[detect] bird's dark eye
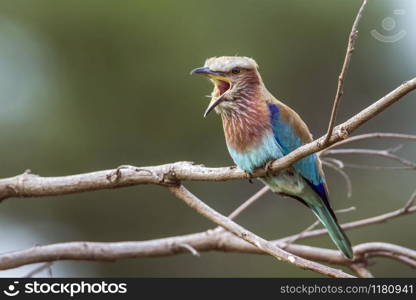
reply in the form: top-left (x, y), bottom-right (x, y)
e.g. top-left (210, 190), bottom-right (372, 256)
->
top-left (231, 67), bottom-right (240, 74)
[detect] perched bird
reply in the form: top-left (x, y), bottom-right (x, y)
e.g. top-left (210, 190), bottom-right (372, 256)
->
top-left (191, 56), bottom-right (353, 259)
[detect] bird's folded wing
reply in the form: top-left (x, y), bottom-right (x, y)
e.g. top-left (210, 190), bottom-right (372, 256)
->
top-left (267, 102), bottom-right (329, 201)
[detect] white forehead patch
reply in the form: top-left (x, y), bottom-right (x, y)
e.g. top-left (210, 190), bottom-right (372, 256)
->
top-left (204, 56), bottom-right (258, 72)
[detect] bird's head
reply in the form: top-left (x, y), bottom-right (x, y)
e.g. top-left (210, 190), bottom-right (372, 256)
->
top-left (191, 56), bottom-right (262, 117)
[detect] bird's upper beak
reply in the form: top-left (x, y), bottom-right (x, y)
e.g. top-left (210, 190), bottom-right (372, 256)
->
top-left (190, 67), bottom-right (222, 77)
top-left (191, 67), bottom-right (231, 117)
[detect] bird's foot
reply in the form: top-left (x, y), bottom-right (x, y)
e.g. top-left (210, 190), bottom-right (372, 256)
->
top-left (245, 171), bottom-right (254, 184)
top-left (264, 160), bottom-right (274, 177)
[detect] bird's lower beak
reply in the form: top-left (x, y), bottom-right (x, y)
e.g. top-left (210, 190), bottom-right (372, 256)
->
top-left (203, 96), bottom-right (225, 118)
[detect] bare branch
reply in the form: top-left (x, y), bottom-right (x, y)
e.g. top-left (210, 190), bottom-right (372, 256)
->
top-left (336, 206), bottom-right (357, 214)
top-left (373, 253), bottom-right (416, 269)
top-left (282, 206), bottom-right (356, 248)
top-left (322, 159), bottom-right (353, 198)
top-left (324, 0), bottom-right (368, 144)
top-left (0, 76), bottom-right (415, 202)
top-left (25, 262), bottom-right (53, 278)
top-left (0, 195), bottom-right (413, 274)
top-left (403, 190), bottom-right (416, 211)
top-left (228, 186), bottom-right (270, 220)
top-left (339, 164), bottom-right (413, 171)
top-left (279, 191), bottom-right (416, 243)
top-left (324, 148), bottom-right (416, 169)
top-left (354, 243), bottom-right (416, 265)
top-left (168, 184), bottom-right (353, 277)
top-left (328, 132), bottom-right (416, 150)
top-left (5, 187), bottom-right (412, 277)
top-left (281, 220), bottom-right (320, 249)
top-left (177, 243), bottom-right (200, 257)
top-left (349, 263), bottom-right (374, 278)
top-left (322, 157), bottom-right (345, 168)
top-left (1, 235), bottom-right (414, 274)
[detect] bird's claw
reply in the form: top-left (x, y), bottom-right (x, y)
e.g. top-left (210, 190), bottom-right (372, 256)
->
top-left (245, 171), bottom-right (254, 184)
top-left (264, 161), bottom-right (274, 177)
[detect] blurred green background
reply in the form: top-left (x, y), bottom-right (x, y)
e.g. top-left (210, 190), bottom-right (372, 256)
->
top-left (0, 0), bottom-right (415, 277)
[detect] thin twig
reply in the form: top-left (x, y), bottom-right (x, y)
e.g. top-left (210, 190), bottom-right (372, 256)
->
top-left (341, 164), bottom-right (413, 170)
top-left (349, 263), bottom-right (374, 278)
top-left (228, 186), bottom-right (270, 220)
top-left (383, 254), bottom-right (416, 268)
top-left (327, 132), bottom-right (416, 150)
top-left (337, 206), bottom-right (357, 214)
top-left (325, 148), bottom-right (416, 169)
top-left (322, 159), bottom-right (353, 198)
top-left (177, 243), bottom-right (200, 257)
top-left (278, 206), bottom-right (416, 243)
top-left (354, 242), bottom-right (416, 262)
top-left (282, 206), bottom-right (356, 247)
top-left (279, 190), bottom-right (416, 243)
top-left (324, 0), bottom-right (368, 144)
top-left (281, 221), bottom-right (320, 249)
top-left (403, 190), bottom-right (416, 211)
top-left (25, 262), bottom-right (53, 278)
top-left (322, 157), bottom-right (345, 168)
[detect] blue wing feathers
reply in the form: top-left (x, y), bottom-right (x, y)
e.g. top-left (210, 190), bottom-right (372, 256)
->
top-left (268, 104), bottom-right (327, 200)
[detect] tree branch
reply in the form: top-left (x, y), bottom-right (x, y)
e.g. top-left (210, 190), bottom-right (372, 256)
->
top-left (349, 263), bottom-right (374, 278)
top-left (1, 199), bottom-right (414, 275)
top-left (324, 132), bottom-right (416, 150)
top-left (1, 232), bottom-right (414, 275)
top-left (324, 0), bottom-right (368, 144)
top-left (278, 205), bottom-right (416, 244)
top-left (322, 159), bottom-right (353, 197)
top-left (0, 76), bottom-right (415, 202)
top-left (324, 148), bottom-right (416, 169)
top-left (227, 186), bottom-right (270, 220)
top-left (168, 184), bottom-right (353, 278)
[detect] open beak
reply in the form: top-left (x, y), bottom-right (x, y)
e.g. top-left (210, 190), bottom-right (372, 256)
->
top-left (191, 67), bottom-right (231, 117)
